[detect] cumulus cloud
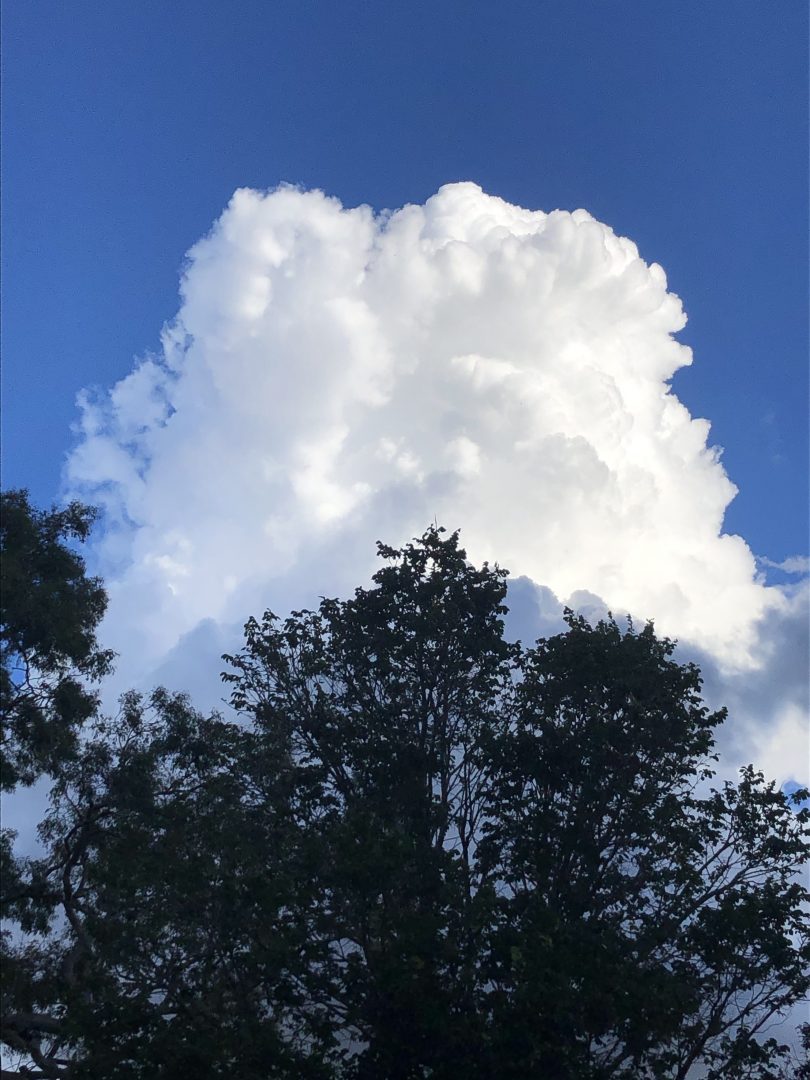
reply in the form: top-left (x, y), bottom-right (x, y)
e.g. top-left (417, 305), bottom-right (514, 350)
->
top-left (66, 182), bottom-right (807, 781)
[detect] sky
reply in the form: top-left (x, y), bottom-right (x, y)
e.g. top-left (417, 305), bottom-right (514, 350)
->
top-left (2, 2), bottom-right (808, 789)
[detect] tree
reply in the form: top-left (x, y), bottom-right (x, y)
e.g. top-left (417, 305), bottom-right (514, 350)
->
top-left (1, 490), bottom-right (113, 791)
top-left (2, 526), bottom-right (807, 1078)
top-left (479, 615), bottom-right (810, 1078)
top-left (2, 690), bottom-right (337, 1079)
top-left (1, 490), bottom-right (114, 1079)
top-left (223, 528), bottom-right (810, 1079)
top-left (224, 527), bottom-right (518, 1077)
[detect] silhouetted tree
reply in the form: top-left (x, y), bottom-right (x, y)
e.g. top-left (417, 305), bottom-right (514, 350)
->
top-left (2, 525), bottom-right (807, 1078)
top-left (1, 490), bottom-right (113, 791)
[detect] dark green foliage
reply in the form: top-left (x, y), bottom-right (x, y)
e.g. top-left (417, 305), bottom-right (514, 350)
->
top-left (2, 525), bottom-right (808, 1078)
top-left (2, 689), bottom-right (340, 1078)
top-left (1, 489), bottom-right (113, 791)
top-left (480, 616), bottom-right (810, 1078)
top-left (224, 528), bottom-right (519, 1077)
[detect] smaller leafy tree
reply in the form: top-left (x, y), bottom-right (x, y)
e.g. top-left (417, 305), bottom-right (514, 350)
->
top-left (1, 490), bottom-right (114, 1077)
top-left (480, 615), bottom-right (810, 1078)
top-left (1, 490), bottom-right (113, 791)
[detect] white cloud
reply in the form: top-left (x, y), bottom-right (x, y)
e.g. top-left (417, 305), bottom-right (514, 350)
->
top-left (760, 554), bottom-right (810, 575)
top-left (65, 182), bottom-right (807, 781)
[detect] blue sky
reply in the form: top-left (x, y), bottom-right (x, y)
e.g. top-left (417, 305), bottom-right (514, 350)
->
top-left (2, 0), bottom-right (807, 566)
top-left (3, 15), bottom-right (808, 1061)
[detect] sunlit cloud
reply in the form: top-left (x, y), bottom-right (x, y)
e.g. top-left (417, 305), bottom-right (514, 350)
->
top-left (66, 183), bottom-right (808, 782)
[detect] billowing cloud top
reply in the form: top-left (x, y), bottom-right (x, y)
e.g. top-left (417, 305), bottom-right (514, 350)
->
top-left (66, 183), bottom-right (807, 779)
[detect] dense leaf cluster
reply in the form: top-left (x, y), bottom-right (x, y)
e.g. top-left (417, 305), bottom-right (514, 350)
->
top-left (1, 502), bottom-right (808, 1078)
top-left (1, 490), bottom-right (113, 791)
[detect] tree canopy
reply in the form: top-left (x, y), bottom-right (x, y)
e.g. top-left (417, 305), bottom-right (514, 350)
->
top-left (1, 512), bottom-right (808, 1078)
top-left (1, 490), bottom-right (113, 791)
